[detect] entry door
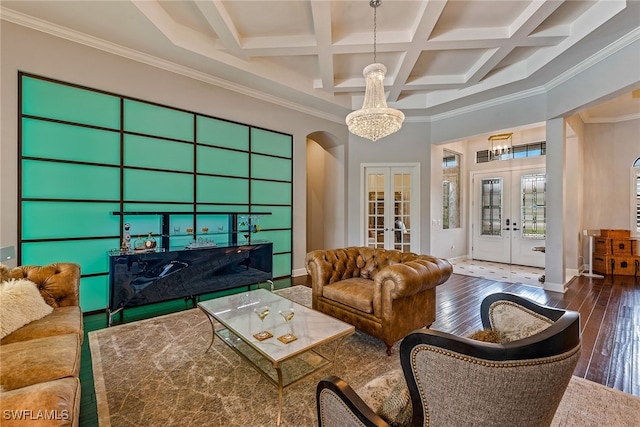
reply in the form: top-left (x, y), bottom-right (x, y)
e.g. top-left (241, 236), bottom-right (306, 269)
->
top-left (363, 165), bottom-right (419, 252)
top-left (472, 168), bottom-right (546, 267)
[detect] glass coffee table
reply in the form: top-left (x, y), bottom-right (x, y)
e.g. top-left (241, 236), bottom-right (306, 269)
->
top-left (197, 288), bottom-right (354, 426)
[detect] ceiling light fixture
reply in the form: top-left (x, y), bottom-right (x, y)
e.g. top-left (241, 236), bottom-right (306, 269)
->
top-left (346, 0), bottom-right (404, 142)
top-left (488, 133), bottom-right (513, 160)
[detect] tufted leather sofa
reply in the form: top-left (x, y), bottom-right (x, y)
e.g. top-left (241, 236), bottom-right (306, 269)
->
top-left (305, 247), bottom-right (452, 355)
top-left (0, 263), bottom-right (83, 426)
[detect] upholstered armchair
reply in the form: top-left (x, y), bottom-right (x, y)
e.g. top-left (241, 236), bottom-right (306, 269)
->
top-left (316, 292), bottom-right (581, 427)
top-left (305, 247), bottom-right (452, 355)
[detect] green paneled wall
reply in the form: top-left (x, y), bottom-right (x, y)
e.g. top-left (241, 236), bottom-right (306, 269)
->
top-left (197, 116), bottom-right (249, 150)
top-left (22, 160), bottom-right (120, 200)
top-left (22, 77), bottom-right (120, 128)
top-left (124, 135), bottom-right (194, 172)
top-left (197, 146), bottom-right (249, 177)
top-left (22, 202), bottom-right (120, 239)
top-left (20, 74), bottom-right (293, 313)
top-left (124, 99), bottom-right (194, 141)
top-left (22, 118), bottom-right (120, 164)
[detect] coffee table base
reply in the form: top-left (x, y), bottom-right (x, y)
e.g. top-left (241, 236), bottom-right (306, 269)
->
top-left (209, 326), bottom-right (350, 426)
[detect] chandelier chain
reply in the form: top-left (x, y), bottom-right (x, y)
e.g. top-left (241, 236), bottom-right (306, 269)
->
top-left (373, 2), bottom-right (377, 63)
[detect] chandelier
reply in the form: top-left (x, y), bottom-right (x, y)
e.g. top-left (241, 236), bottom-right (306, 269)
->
top-left (488, 133), bottom-right (513, 160)
top-left (346, 0), bottom-right (404, 142)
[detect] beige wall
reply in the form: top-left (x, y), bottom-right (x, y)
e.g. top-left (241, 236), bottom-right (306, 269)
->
top-left (583, 119), bottom-right (640, 232)
top-left (0, 22), bottom-right (347, 273)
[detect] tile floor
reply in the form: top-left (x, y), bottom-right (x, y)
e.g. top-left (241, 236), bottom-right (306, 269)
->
top-left (450, 258), bottom-right (545, 288)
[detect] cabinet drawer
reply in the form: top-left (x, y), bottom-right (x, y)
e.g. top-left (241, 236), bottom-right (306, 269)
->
top-left (611, 239), bottom-right (635, 256)
top-left (592, 254), bottom-right (611, 275)
top-left (594, 238), bottom-right (611, 254)
top-left (610, 256), bottom-right (640, 276)
top-left (600, 229), bottom-right (631, 238)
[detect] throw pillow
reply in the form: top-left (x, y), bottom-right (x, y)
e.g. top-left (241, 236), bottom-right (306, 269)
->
top-left (468, 328), bottom-right (505, 343)
top-left (376, 374), bottom-right (412, 427)
top-left (0, 279), bottom-right (53, 339)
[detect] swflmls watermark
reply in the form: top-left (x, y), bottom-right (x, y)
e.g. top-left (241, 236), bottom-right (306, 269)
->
top-left (3, 409), bottom-right (70, 421)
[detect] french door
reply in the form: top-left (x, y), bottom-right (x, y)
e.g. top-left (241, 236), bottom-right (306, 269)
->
top-left (472, 168), bottom-right (546, 267)
top-left (363, 165), bottom-right (419, 252)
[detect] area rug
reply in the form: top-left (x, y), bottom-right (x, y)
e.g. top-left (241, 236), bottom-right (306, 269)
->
top-left (89, 285), bottom-right (640, 426)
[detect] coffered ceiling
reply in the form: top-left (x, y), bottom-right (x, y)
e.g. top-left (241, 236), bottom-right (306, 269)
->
top-left (2, 0), bottom-right (639, 123)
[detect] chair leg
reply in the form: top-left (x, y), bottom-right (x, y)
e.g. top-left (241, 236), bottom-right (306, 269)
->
top-left (386, 343), bottom-right (393, 356)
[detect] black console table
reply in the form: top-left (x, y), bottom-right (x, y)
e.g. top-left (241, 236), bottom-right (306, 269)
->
top-left (107, 242), bottom-right (273, 326)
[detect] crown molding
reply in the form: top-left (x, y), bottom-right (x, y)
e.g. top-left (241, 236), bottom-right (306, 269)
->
top-left (579, 112), bottom-right (640, 124)
top-left (545, 27), bottom-right (640, 92)
top-left (0, 7), bottom-right (345, 125)
top-left (430, 86), bottom-right (547, 122)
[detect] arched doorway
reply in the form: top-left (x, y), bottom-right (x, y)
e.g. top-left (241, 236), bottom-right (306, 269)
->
top-left (306, 131), bottom-right (346, 253)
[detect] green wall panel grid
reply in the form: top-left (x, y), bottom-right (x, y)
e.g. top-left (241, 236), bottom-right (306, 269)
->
top-left (124, 135), bottom-right (194, 172)
top-left (21, 238), bottom-right (119, 275)
top-left (197, 116), bottom-right (249, 150)
top-left (80, 276), bottom-right (108, 312)
top-left (197, 145), bottom-right (249, 177)
top-left (124, 100), bottom-right (194, 141)
top-left (251, 154), bottom-right (292, 181)
top-left (20, 74), bottom-right (293, 312)
top-left (273, 253), bottom-right (292, 278)
top-left (22, 160), bottom-right (120, 200)
top-left (251, 128), bottom-right (292, 158)
top-left (123, 203), bottom-right (194, 212)
top-left (22, 77), bottom-right (120, 129)
top-left (124, 169), bottom-right (194, 203)
top-left (251, 180), bottom-right (292, 205)
top-left (256, 230), bottom-right (292, 253)
top-left (196, 175), bottom-right (249, 204)
top-left (22, 202), bottom-right (120, 240)
top-left (22, 118), bottom-right (120, 165)
top-left (196, 205), bottom-right (249, 213)
top-left (250, 206), bottom-right (292, 229)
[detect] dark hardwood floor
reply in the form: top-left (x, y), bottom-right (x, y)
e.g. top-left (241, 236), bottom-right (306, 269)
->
top-left (78, 272), bottom-right (639, 425)
top-left (431, 273), bottom-right (640, 397)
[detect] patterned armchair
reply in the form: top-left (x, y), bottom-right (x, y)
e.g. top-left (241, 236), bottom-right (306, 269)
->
top-left (317, 292), bottom-right (581, 427)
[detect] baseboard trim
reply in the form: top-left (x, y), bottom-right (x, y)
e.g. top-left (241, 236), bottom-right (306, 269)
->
top-left (291, 267), bottom-right (307, 277)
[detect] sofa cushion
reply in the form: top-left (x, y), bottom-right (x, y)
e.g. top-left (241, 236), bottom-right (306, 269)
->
top-left (0, 377), bottom-right (80, 426)
top-left (322, 278), bottom-right (375, 313)
top-left (0, 334), bottom-right (81, 391)
top-left (1, 306), bottom-right (83, 345)
top-left (1, 279), bottom-right (54, 339)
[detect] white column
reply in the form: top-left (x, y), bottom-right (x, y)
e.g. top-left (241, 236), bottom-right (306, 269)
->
top-left (545, 118), bottom-right (566, 292)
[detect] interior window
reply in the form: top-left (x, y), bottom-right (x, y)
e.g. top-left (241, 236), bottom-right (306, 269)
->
top-left (442, 150), bottom-right (461, 229)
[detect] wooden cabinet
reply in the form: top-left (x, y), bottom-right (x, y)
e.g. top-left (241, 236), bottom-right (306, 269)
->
top-left (592, 229), bottom-right (639, 276)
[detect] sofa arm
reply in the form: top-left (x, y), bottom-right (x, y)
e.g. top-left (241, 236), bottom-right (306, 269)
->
top-left (375, 257), bottom-right (452, 300)
top-left (10, 263), bottom-right (81, 308)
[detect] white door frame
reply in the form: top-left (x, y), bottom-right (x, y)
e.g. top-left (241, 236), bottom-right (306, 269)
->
top-left (360, 163), bottom-right (421, 252)
top-left (470, 163), bottom-right (545, 267)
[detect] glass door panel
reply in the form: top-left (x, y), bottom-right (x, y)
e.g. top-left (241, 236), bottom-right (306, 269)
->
top-left (364, 165), bottom-right (419, 252)
top-left (393, 172), bottom-right (411, 252)
top-left (481, 178), bottom-right (502, 236)
top-left (366, 173), bottom-right (386, 249)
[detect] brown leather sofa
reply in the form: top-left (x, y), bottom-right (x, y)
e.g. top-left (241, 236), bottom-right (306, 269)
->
top-left (0, 263), bottom-right (83, 427)
top-left (305, 247), bottom-right (452, 355)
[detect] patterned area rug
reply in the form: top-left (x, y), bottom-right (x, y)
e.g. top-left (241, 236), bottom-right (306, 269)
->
top-left (89, 285), bottom-right (640, 426)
